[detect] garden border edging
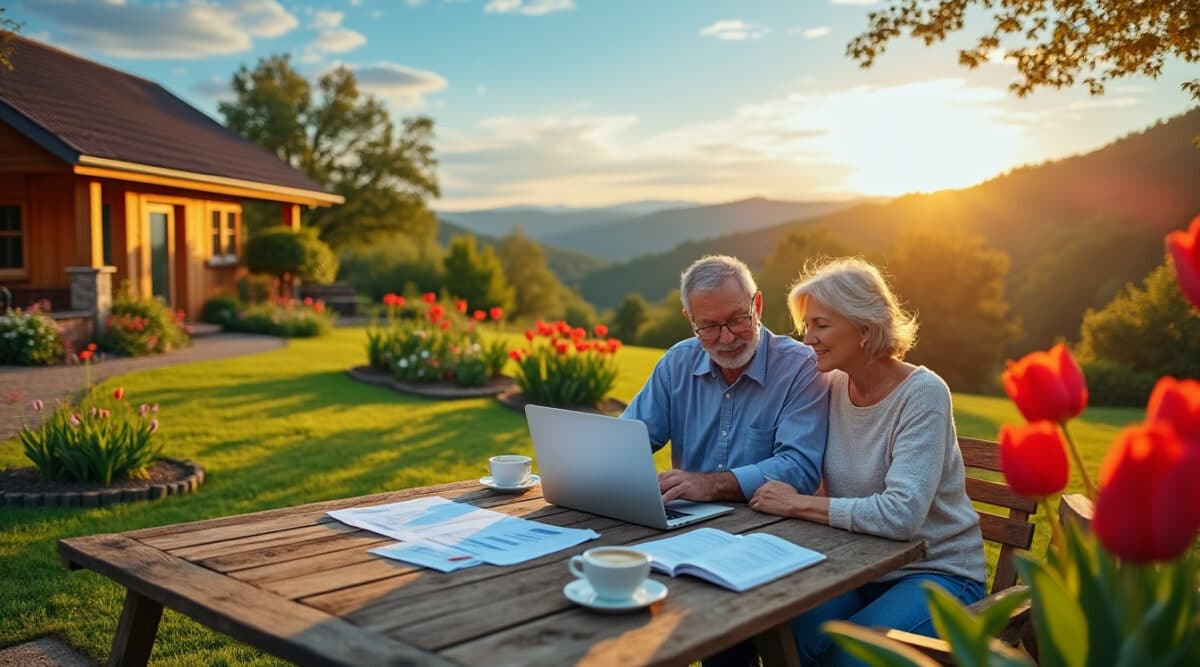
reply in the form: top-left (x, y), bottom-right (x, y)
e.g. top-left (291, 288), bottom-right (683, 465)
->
top-left (0, 458), bottom-right (205, 508)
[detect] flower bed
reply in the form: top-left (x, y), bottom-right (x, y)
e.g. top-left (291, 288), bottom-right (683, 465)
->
top-left (0, 458), bottom-right (205, 507)
top-left (500, 320), bottom-right (625, 414)
top-left (0, 301), bottom-right (66, 365)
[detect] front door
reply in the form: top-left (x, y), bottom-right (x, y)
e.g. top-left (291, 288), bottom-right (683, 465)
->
top-left (146, 204), bottom-right (173, 304)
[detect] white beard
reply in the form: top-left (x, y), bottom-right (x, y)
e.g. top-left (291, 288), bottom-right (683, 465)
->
top-left (705, 326), bottom-right (761, 371)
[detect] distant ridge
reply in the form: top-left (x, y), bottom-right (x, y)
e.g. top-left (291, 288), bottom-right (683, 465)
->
top-left (541, 197), bottom-right (862, 260)
top-left (578, 107), bottom-right (1200, 349)
top-left (436, 200), bottom-right (696, 240)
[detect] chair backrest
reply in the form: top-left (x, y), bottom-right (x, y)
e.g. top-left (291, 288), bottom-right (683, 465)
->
top-left (958, 436), bottom-right (1037, 594)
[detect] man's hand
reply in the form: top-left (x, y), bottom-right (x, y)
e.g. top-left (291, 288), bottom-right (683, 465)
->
top-left (748, 480), bottom-right (802, 516)
top-left (659, 469), bottom-right (736, 503)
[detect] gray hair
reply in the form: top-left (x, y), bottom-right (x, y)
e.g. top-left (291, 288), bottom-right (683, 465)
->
top-left (788, 257), bottom-right (917, 360)
top-left (679, 255), bottom-right (758, 314)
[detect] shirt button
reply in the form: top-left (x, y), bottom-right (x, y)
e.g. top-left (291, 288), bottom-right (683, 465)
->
top-left (725, 393), bottom-right (732, 399)
top-left (721, 430), bottom-right (727, 436)
top-left (717, 464), bottom-right (725, 469)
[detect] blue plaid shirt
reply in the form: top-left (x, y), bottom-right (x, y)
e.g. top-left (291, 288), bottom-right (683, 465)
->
top-left (623, 326), bottom-right (830, 499)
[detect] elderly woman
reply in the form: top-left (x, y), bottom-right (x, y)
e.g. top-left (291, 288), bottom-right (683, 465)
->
top-left (749, 257), bottom-right (986, 667)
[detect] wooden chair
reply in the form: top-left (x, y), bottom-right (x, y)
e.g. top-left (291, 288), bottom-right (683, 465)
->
top-left (882, 436), bottom-right (1040, 663)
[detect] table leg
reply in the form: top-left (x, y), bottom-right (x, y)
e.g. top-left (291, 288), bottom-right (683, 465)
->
top-left (756, 621), bottom-right (801, 667)
top-left (108, 589), bottom-right (163, 667)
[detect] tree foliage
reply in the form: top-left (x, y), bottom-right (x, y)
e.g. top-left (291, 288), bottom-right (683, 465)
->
top-left (1077, 263), bottom-right (1200, 380)
top-left (0, 8), bottom-right (19, 73)
top-left (849, 1), bottom-right (1200, 107)
top-left (442, 236), bottom-right (513, 313)
top-left (220, 55), bottom-right (439, 250)
top-left (637, 290), bottom-right (697, 349)
top-left (884, 228), bottom-right (1019, 392)
top-left (497, 228), bottom-right (564, 320)
top-left (758, 228), bottom-right (851, 336)
top-left (339, 233), bottom-right (444, 301)
top-left (609, 293), bottom-right (650, 345)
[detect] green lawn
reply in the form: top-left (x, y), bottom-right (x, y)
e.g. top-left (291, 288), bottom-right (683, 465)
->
top-left (0, 327), bottom-right (1143, 665)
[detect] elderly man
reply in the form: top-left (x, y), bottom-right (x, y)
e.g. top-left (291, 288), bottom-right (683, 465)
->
top-left (623, 254), bottom-right (830, 504)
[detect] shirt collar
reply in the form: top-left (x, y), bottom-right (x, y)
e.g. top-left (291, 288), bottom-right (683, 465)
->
top-left (691, 325), bottom-right (771, 386)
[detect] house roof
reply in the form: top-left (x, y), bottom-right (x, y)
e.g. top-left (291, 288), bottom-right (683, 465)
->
top-left (0, 34), bottom-right (340, 205)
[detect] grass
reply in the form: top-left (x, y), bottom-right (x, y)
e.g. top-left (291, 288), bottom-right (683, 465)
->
top-left (0, 326), bottom-right (1143, 665)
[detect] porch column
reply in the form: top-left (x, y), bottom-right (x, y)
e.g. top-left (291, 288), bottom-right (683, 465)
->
top-left (281, 203), bottom-right (301, 230)
top-left (66, 266), bottom-right (116, 337)
top-left (74, 179), bottom-right (104, 267)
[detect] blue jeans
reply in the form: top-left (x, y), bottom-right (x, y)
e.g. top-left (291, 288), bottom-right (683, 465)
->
top-left (791, 572), bottom-right (985, 667)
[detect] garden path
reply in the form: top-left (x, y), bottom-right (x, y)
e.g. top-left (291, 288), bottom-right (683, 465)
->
top-left (0, 332), bottom-right (284, 441)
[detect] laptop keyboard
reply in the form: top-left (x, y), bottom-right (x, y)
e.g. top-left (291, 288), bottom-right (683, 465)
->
top-left (664, 507), bottom-right (692, 520)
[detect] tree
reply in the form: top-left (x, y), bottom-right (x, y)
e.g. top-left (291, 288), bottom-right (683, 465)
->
top-left (497, 228), bottom-right (563, 320)
top-left (339, 233), bottom-right (444, 301)
top-left (442, 236), bottom-right (513, 313)
top-left (637, 290), bottom-right (698, 349)
top-left (609, 293), bottom-right (650, 345)
top-left (757, 228), bottom-right (851, 336)
top-left (0, 8), bottom-right (21, 72)
top-left (220, 55), bottom-right (439, 250)
top-left (243, 227), bottom-right (338, 297)
top-left (885, 229), bottom-right (1019, 392)
top-left (849, 1), bottom-right (1200, 109)
top-left (1078, 263), bottom-right (1200, 380)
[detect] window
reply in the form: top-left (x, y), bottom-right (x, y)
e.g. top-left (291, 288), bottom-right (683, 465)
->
top-left (101, 204), bottom-right (113, 266)
top-left (0, 205), bottom-right (22, 271)
top-left (209, 206), bottom-right (241, 264)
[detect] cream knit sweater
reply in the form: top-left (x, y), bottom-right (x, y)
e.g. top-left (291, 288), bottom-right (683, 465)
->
top-left (824, 367), bottom-right (986, 583)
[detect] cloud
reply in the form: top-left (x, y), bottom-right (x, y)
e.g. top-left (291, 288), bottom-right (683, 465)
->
top-left (792, 26), bottom-right (831, 39)
top-left (311, 10), bottom-right (344, 30)
top-left (25, 0), bottom-right (298, 59)
top-left (699, 20), bottom-right (767, 41)
top-left (343, 62), bottom-right (448, 109)
top-left (191, 76), bottom-right (232, 101)
top-left (484, 0), bottom-right (575, 16)
top-left (831, 0), bottom-right (878, 5)
top-left (311, 28), bottom-right (367, 53)
top-left (436, 79), bottom-right (1033, 208)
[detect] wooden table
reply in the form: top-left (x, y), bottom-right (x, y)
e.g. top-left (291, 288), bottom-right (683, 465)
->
top-left (59, 480), bottom-right (924, 667)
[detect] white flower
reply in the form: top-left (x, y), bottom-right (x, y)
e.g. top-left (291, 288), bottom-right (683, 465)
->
top-left (420, 350), bottom-right (430, 359)
top-left (398, 359), bottom-right (409, 368)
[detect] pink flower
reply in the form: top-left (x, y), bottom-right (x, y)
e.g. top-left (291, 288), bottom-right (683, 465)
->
top-left (149, 418), bottom-right (159, 433)
top-left (69, 413), bottom-right (81, 426)
top-left (140, 404), bottom-right (149, 416)
top-left (32, 399), bottom-right (43, 412)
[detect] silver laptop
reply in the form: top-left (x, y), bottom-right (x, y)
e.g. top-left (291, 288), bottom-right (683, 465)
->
top-left (525, 404), bottom-right (734, 530)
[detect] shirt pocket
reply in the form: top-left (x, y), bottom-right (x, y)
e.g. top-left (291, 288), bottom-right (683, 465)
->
top-left (740, 424), bottom-right (777, 462)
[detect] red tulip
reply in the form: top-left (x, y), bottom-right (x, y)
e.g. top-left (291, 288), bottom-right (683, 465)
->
top-left (1002, 343), bottom-right (1088, 423)
top-left (490, 307), bottom-right (504, 321)
top-left (1145, 376), bottom-right (1200, 446)
top-left (113, 387), bottom-right (125, 401)
top-left (455, 299), bottom-right (468, 313)
top-left (999, 421), bottom-right (1070, 499)
top-left (422, 292), bottom-right (437, 304)
top-left (429, 304), bottom-right (445, 322)
top-left (606, 338), bottom-right (622, 353)
top-left (554, 341), bottom-right (570, 355)
top-left (439, 319), bottom-right (451, 331)
top-left (1166, 216), bottom-right (1200, 311)
top-left (473, 310), bottom-right (487, 321)
top-left (1094, 423), bottom-right (1200, 562)
top-left (78, 350), bottom-right (93, 362)
top-left (594, 324), bottom-right (609, 338)
top-left (508, 349), bottom-right (524, 361)
top-left (524, 329), bottom-right (535, 341)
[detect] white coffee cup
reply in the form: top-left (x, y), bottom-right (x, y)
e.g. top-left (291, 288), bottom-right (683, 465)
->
top-left (568, 547), bottom-right (651, 601)
top-left (489, 454), bottom-right (532, 487)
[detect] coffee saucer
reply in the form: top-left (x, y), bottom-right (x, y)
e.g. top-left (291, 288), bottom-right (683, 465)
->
top-left (479, 474), bottom-right (540, 493)
top-left (563, 579), bottom-right (668, 612)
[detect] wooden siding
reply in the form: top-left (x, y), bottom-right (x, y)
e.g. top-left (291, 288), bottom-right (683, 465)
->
top-left (0, 123), bottom-right (67, 173)
top-left (5, 171), bottom-right (250, 318)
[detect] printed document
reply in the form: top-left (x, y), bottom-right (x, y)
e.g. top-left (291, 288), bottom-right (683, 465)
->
top-left (630, 527), bottom-right (825, 592)
top-left (328, 496), bottom-right (599, 568)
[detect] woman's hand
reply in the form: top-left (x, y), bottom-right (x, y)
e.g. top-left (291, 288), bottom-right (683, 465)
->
top-left (749, 480), bottom-right (803, 516)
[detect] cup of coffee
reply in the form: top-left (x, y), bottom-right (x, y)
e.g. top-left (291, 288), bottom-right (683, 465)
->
top-left (489, 454), bottom-right (532, 487)
top-left (568, 547), bottom-right (651, 601)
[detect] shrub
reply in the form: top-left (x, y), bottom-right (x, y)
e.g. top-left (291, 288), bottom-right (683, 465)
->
top-left (18, 388), bottom-right (163, 484)
top-left (224, 298), bottom-right (334, 338)
top-left (244, 228), bottom-right (338, 294)
top-left (100, 291), bottom-right (190, 356)
top-left (200, 294), bottom-right (241, 326)
top-left (237, 274), bottom-right (274, 304)
top-left (0, 302), bottom-right (65, 365)
top-left (510, 321), bottom-right (622, 407)
top-left (1081, 360), bottom-right (1157, 407)
top-left (365, 293), bottom-right (508, 386)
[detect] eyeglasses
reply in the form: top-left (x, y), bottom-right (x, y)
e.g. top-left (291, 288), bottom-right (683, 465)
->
top-left (692, 305), bottom-right (756, 342)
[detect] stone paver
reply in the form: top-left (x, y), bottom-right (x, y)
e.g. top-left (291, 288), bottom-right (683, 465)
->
top-left (0, 637), bottom-right (93, 667)
top-left (1, 333), bottom-right (284, 441)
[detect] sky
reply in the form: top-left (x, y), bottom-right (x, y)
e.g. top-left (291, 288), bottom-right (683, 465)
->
top-left (8, 0), bottom-right (1197, 211)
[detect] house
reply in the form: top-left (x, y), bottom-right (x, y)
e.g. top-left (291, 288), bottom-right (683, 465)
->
top-left (0, 34), bottom-right (341, 342)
